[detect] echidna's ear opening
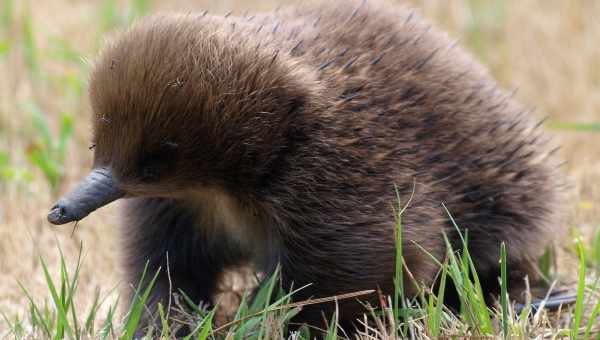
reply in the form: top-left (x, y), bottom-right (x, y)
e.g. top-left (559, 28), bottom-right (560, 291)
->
top-left (47, 167), bottom-right (124, 225)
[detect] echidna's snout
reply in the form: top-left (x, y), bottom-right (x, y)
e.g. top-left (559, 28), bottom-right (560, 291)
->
top-left (47, 167), bottom-right (124, 225)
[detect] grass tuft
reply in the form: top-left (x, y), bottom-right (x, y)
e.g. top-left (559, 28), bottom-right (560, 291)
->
top-left (21, 4), bottom-right (39, 76)
top-left (23, 102), bottom-right (73, 192)
top-left (4, 219), bottom-right (600, 339)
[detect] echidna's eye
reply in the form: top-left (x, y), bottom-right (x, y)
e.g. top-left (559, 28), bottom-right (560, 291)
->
top-left (138, 154), bottom-right (165, 183)
top-left (138, 144), bottom-right (178, 183)
top-left (140, 165), bottom-right (160, 182)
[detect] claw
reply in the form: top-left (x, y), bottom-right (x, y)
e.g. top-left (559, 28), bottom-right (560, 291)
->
top-left (515, 291), bottom-right (577, 314)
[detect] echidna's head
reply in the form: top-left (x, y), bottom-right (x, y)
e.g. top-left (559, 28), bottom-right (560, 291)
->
top-left (48, 14), bottom-right (317, 225)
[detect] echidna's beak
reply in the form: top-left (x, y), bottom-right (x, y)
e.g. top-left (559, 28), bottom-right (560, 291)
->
top-left (47, 167), bottom-right (124, 225)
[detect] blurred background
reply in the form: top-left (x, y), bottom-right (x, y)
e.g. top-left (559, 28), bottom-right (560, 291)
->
top-left (0, 0), bottom-right (598, 323)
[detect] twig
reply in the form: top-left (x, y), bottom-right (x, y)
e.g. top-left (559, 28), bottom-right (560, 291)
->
top-left (212, 289), bottom-right (375, 334)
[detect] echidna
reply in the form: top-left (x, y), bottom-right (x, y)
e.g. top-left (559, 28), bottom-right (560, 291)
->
top-left (48, 0), bottom-right (565, 333)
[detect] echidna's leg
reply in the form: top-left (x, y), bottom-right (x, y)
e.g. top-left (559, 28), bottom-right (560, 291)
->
top-left (122, 198), bottom-right (242, 333)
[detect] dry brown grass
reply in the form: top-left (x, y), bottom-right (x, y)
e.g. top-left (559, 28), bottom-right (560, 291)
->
top-left (0, 0), bottom-right (599, 335)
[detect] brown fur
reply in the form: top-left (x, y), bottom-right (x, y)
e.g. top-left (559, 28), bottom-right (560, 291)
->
top-left (87, 0), bottom-right (565, 332)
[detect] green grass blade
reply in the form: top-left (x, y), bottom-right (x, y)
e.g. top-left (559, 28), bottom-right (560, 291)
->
top-left (25, 102), bottom-right (52, 147)
top-left (178, 289), bottom-right (206, 316)
top-left (443, 204), bottom-right (493, 334)
top-left (48, 37), bottom-right (82, 64)
top-left (70, 300), bottom-right (80, 340)
top-left (324, 308), bottom-right (338, 340)
top-left (232, 289), bottom-right (249, 320)
top-left (39, 256), bottom-right (74, 339)
top-left (256, 266), bottom-right (280, 340)
top-left (1, 0), bottom-right (14, 32)
top-left (0, 311), bottom-right (14, 336)
top-left (129, 0), bottom-right (150, 22)
top-left (100, 0), bottom-right (119, 31)
top-left (429, 262), bottom-right (448, 337)
top-left (57, 113), bottom-right (74, 163)
top-left (591, 227), bottom-right (600, 269)
top-left (27, 148), bottom-right (60, 189)
top-left (0, 39), bottom-right (10, 57)
top-left (392, 183), bottom-right (408, 336)
top-left (500, 242), bottom-right (509, 340)
top-left (60, 244), bottom-right (83, 339)
top-left (548, 121), bottom-right (600, 132)
top-left (22, 102), bottom-right (70, 189)
top-left (84, 288), bottom-right (101, 335)
top-left (121, 264), bottom-right (161, 340)
top-left (21, 6), bottom-right (38, 75)
top-left (157, 303), bottom-right (169, 339)
top-left (100, 299), bottom-right (118, 340)
top-left (583, 276), bottom-right (600, 339)
top-left (538, 246), bottom-right (553, 283)
top-left (1, 310), bottom-right (24, 338)
top-left (194, 309), bottom-right (215, 340)
top-left (572, 238), bottom-right (586, 340)
top-left (18, 282), bottom-right (51, 337)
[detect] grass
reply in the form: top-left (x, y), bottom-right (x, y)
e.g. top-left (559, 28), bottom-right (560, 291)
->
top-left (572, 239), bottom-right (585, 340)
top-left (0, 151), bottom-right (32, 186)
top-left (3, 210), bottom-right (600, 339)
top-left (20, 4), bottom-right (38, 77)
top-left (500, 242), bottom-right (508, 340)
top-left (548, 121), bottom-right (600, 132)
top-left (0, 0), bottom-right (599, 339)
top-left (100, 0), bottom-right (150, 33)
top-left (0, 0), bottom-right (12, 57)
top-left (24, 101), bottom-right (74, 192)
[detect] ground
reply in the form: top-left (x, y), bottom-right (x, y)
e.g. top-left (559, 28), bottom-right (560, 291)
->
top-left (0, 0), bottom-right (598, 337)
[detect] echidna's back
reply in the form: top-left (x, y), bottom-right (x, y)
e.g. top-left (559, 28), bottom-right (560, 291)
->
top-left (246, 0), bottom-right (565, 291)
